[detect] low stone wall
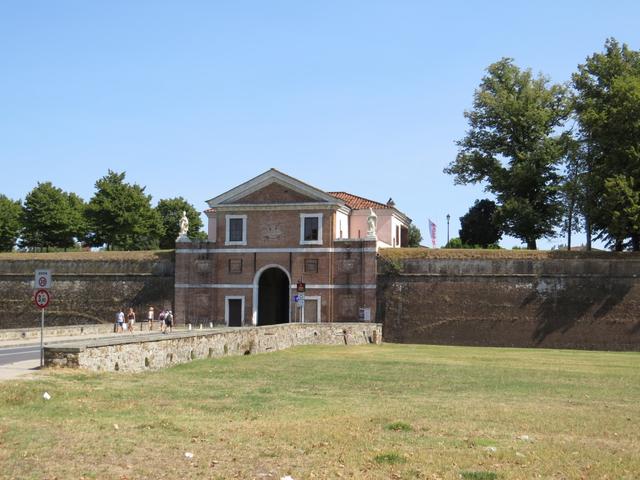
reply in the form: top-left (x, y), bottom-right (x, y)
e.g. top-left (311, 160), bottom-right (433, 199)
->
top-left (45, 323), bottom-right (382, 373)
top-left (0, 324), bottom-right (115, 342)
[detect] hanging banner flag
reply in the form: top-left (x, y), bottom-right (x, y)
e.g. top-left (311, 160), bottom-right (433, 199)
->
top-left (428, 219), bottom-right (437, 248)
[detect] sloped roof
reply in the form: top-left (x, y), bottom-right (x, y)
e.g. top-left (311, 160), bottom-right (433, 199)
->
top-left (328, 192), bottom-right (390, 210)
top-left (206, 168), bottom-right (344, 208)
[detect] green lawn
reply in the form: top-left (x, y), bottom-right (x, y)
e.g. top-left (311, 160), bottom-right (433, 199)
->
top-left (1, 344), bottom-right (639, 479)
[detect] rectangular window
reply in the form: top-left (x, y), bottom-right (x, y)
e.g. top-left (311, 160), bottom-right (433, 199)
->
top-left (228, 259), bottom-right (242, 274)
top-left (304, 258), bottom-right (318, 274)
top-left (300, 213), bottom-right (323, 245)
top-left (229, 218), bottom-right (243, 242)
top-left (304, 217), bottom-right (318, 241)
top-left (225, 215), bottom-right (247, 245)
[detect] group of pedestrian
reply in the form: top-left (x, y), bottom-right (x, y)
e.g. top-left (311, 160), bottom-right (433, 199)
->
top-left (156, 308), bottom-right (174, 333)
top-left (114, 307), bottom-right (137, 333)
top-left (114, 306), bottom-right (174, 333)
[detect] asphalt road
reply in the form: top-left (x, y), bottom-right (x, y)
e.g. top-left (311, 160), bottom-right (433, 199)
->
top-left (0, 346), bottom-right (41, 366)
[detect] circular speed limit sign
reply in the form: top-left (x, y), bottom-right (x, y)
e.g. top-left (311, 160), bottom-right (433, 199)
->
top-left (34, 289), bottom-right (50, 309)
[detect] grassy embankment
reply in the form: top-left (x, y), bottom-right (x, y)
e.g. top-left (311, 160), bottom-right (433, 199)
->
top-left (0, 250), bottom-right (174, 262)
top-left (379, 247), bottom-right (640, 261)
top-left (1, 344), bottom-right (639, 479)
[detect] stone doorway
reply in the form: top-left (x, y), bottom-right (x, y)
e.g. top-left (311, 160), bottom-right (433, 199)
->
top-left (257, 267), bottom-right (290, 325)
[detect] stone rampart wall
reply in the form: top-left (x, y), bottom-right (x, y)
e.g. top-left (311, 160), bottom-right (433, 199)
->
top-left (378, 257), bottom-right (640, 351)
top-left (0, 253), bottom-right (174, 329)
top-left (7, 251), bottom-right (640, 351)
top-left (45, 323), bottom-right (382, 373)
top-left (0, 324), bottom-right (115, 342)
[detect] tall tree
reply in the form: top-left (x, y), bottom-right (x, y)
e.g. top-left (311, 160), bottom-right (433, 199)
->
top-left (67, 192), bottom-right (88, 246)
top-left (0, 194), bottom-right (22, 251)
top-left (601, 175), bottom-right (640, 251)
top-left (21, 182), bottom-right (84, 251)
top-left (572, 38), bottom-right (640, 249)
top-left (407, 223), bottom-right (422, 247)
top-left (86, 170), bottom-right (164, 250)
top-left (155, 197), bottom-right (205, 249)
top-left (459, 199), bottom-right (502, 248)
top-left (559, 139), bottom-right (589, 250)
top-left (445, 58), bottom-right (570, 249)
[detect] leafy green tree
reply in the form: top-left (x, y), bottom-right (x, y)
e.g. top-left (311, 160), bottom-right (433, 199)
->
top-left (445, 58), bottom-right (570, 249)
top-left (86, 170), bottom-right (164, 250)
top-left (558, 139), bottom-right (591, 250)
top-left (444, 237), bottom-right (465, 249)
top-left (459, 199), bottom-right (502, 248)
top-left (407, 223), bottom-right (422, 247)
top-left (155, 197), bottom-right (205, 248)
top-left (21, 182), bottom-right (84, 251)
top-left (0, 194), bottom-right (22, 251)
top-left (572, 38), bottom-right (640, 249)
top-left (601, 175), bottom-right (640, 251)
top-left (67, 192), bottom-right (88, 245)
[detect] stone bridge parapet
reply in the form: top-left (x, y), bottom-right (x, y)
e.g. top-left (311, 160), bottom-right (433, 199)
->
top-left (45, 323), bottom-right (382, 373)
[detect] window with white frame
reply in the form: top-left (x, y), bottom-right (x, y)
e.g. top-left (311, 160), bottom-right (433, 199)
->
top-left (300, 213), bottom-right (323, 245)
top-left (225, 215), bottom-right (247, 245)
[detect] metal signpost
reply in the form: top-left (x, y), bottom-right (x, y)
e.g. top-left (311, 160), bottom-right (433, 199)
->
top-left (295, 282), bottom-right (306, 322)
top-left (34, 270), bottom-right (52, 367)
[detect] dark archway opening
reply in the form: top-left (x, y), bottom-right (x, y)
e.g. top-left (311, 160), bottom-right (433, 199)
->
top-left (258, 267), bottom-right (290, 326)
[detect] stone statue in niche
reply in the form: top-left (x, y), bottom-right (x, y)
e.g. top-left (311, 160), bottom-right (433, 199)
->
top-left (367, 208), bottom-right (377, 238)
top-left (178, 211), bottom-right (189, 237)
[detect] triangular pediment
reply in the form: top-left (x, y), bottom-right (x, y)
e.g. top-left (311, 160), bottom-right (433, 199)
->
top-left (207, 169), bottom-right (344, 208)
top-left (229, 182), bottom-right (320, 204)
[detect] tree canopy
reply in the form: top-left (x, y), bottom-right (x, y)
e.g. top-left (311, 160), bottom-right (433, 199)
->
top-left (572, 38), bottom-right (640, 250)
top-left (445, 58), bottom-right (571, 249)
top-left (0, 195), bottom-right (22, 251)
top-left (20, 182), bottom-right (85, 251)
top-left (155, 197), bottom-right (205, 249)
top-left (407, 224), bottom-right (422, 247)
top-left (459, 199), bottom-right (502, 248)
top-left (85, 170), bottom-right (164, 250)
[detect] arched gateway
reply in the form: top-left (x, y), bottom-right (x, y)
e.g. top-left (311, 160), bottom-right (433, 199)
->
top-left (254, 265), bottom-right (291, 326)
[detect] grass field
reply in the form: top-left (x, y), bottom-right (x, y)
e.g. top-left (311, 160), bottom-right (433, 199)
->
top-left (1, 344), bottom-right (639, 479)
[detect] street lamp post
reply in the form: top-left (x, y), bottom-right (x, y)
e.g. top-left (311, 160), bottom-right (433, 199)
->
top-left (446, 214), bottom-right (450, 246)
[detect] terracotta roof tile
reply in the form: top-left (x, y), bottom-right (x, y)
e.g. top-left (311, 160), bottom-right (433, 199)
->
top-left (328, 192), bottom-right (390, 210)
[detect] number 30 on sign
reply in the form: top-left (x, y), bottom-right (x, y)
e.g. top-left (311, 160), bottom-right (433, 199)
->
top-left (34, 289), bottom-right (50, 309)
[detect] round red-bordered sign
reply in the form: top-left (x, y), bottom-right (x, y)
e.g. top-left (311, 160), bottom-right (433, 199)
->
top-left (34, 289), bottom-right (50, 309)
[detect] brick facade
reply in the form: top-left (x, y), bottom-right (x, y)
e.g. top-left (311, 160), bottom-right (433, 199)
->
top-left (175, 169), bottom-right (407, 326)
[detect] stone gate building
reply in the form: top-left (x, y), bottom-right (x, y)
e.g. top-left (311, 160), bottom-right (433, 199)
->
top-left (175, 169), bottom-right (410, 326)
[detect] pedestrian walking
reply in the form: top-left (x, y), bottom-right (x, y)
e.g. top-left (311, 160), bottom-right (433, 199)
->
top-left (164, 310), bottom-right (173, 333)
top-left (147, 306), bottom-right (155, 331)
top-left (116, 308), bottom-right (125, 333)
top-left (159, 309), bottom-right (166, 333)
top-left (127, 307), bottom-right (136, 333)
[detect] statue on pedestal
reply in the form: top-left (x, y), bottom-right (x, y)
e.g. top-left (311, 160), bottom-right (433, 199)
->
top-left (367, 208), bottom-right (377, 239)
top-left (178, 211), bottom-right (189, 239)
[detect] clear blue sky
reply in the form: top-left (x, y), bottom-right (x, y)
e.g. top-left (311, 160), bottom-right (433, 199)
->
top-left (1, 1), bottom-right (638, 249)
